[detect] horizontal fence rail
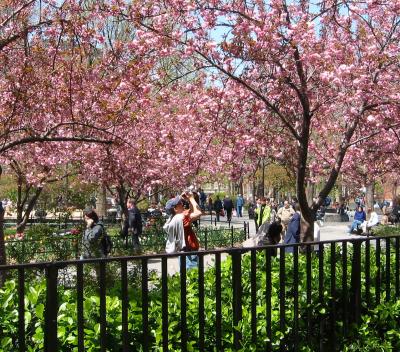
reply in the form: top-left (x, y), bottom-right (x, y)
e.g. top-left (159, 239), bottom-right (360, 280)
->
top-left (0, 235), bottom-right (399, 351)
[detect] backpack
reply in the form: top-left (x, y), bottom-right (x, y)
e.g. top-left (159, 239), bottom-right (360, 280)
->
top-left (99, 224), bottom-right (113, 256)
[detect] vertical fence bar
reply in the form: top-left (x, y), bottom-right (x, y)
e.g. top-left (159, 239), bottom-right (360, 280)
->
top-left (318, 243), bottom-right (324, 351)
top-left (342, 242), bottom-right (348, 336)
top-left (376, 238), bottom-right (381, 305)
top-left (121, 260), bottom-right (129, 351)
top-left (266, 248), bottom-right (272, 351)
top-left (251, 249), bottom-right (257, 346)
top-left (99, 262), bottom-right (107, 352)
top-left (330, 243), bottom-right (336, 350)
top-left (162, 257), bottom-right (169, 352)
top-left (180, 255), bottom-right (187, 352)
top-left (198, 254), bottom-right (205, 351)
top-left (365, 239), bottom-right (371, 306)
top-left (142, 259), bottom-right (149, 351)
top-left (204, 228), bottom-right (208, 250)
top-left (293, 245), bottom-right (299, 352)
top-left (76, 263), bottom-right (84, 352)
top-left (396, 237), bottom-right (400, 298)
top-left (279, 247), bottom-right (286, 352)
top-left (350, 241), bottom-right (361, 325)
top-left (18, 268), bottom-right (25, 352)
top-left (232, 251), bottom-right (242, 350)
top-left (231, 227), bottom-right (234, 247)
top-left (44, 266), bottom-right (58, 352)
top-left (306, 244), bottom-right (312, 345)
top-left (215, 253), bottom-right (222, 351)
top-left (386, 238), bottom-right (391, 302)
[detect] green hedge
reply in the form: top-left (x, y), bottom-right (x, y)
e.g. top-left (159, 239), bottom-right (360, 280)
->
top-left (1, 242), bottom-right (400, 350)
top-left (5, 223), bottom-right (245, 263)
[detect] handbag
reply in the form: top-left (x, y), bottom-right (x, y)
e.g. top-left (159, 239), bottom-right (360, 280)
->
top-left (220, 209), bottom-right (225, 217)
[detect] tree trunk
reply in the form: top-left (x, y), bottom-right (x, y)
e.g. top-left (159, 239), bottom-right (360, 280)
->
top-left (117, 184), bottom-right (129, 234)
top-left (16, 187), bottom-right (43, 234)
top-left (392, 179), bottom-right (398, 201)
top-left (296, 138), bottom-right (314, 242)
top-left (365, 183), bottom-right (375, 210)
top-left (252, 179), bottom-right (256, 203)
top-left (96, 184), bottom-right (107, 217)
top-left (0, 206), bottom-right (6, 286)
top-left (306, 180), bottom-right (315, 206)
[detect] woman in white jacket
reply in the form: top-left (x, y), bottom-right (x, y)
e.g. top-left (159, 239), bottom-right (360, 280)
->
top-left (362, 208), bottom-right (379, 235)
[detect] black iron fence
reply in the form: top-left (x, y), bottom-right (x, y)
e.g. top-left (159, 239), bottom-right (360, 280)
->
top-left (0, 235), bottom-right (399, 351)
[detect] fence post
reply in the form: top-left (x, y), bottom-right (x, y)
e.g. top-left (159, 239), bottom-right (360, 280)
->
top-left (350, 241), bottom-right (361, 325)
top-left (204, 228), bottom-right (208, 250)
top-left (232, 251), bottom-right (242, 349)
top-left (0, 206), bottom-right (5, 284)
top-left (231, 226), bottom-right (234, 247)
top-left (44, 265), bottom-right (58, 352)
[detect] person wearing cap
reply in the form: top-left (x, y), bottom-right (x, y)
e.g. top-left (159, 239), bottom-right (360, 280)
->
top-left (81, 209), bottom-right (106, 259)
top-left (163, 192), bottom-right (202, 268)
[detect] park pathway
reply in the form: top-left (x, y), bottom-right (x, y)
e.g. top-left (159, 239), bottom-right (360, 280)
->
top-left (147, 211), bottom-right (362, 276)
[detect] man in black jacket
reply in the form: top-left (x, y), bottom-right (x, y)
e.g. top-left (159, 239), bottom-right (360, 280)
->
top-left (122, 199), bottom-right (142, 251)
top-left (223, 195), bottom-right (234, 223)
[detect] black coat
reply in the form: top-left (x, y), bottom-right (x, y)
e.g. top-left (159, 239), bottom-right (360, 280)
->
top-left (223, 198), bottom-right (234, 210)
top-left (214, 199), bottom-right (223, 212)
top-left (284, 212), bottom-right (301, 253)
top-left (123, 207), bottom-right (142, 236)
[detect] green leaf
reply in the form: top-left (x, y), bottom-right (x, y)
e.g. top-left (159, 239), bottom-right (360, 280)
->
top-left (1, 337), bottom-right (12, 348)
top-left (35, 303), bottom-right (44, 319)
top-left (25, 311), bottom-right (32, 325)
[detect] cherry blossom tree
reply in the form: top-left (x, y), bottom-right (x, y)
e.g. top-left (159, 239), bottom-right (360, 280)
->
top-left (114, 0), bottom-right (400, 240)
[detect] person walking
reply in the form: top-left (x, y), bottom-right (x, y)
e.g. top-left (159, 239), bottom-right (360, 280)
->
top-left (199, 189), bottom-right (207, 211)
top-left (255, 197), bottom-right (271, 230)
top-left (122, 199), bottom-right (142, 252)
top-left (284, 204), bottom-right (301, 253)
top-left (214, 196), bottom-right (223, 222)
top-left (277, 200), bottom-right (295, 241)
top-left (223, 195), bottom-right (234, 223)
top-left (81, 209), bottom-right (106, 259)
top-left (207, 196), bottom-right (214, 215)
top-left (236, 194), bottom-right (245, 217)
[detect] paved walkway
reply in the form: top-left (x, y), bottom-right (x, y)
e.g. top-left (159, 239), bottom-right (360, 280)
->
top-left (148, 211), bottom-right (362, 275)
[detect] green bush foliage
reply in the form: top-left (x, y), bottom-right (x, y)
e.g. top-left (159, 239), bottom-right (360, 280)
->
top-left (1, 241), bottom-right (400, 351)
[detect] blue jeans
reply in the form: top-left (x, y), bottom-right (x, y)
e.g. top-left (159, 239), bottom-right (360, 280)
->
top-left (349, 220), bottom-right (362, 233)
top-left (179, 254), bottom-right (198, 270)
top-left (237, 206), bottom-right (243, 217)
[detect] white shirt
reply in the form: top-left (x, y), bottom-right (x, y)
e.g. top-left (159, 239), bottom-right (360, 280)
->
top-left (367, 211), bottom-right (379, 227)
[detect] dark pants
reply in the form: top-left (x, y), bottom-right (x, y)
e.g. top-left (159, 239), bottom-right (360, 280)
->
top-left (131, 231), bottom-right (140, 251)
top-left (237, 206), bottom-right (243, 217)
top-left (226, 208), bottom-right (233, 222)
top-left (216, 211), bottom-right (220, 222)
